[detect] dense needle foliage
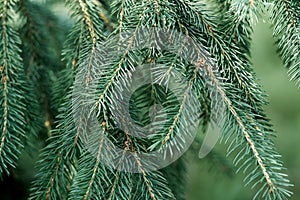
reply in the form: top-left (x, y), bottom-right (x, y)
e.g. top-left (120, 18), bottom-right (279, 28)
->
top-left (0, 0), bottom-right (299, 199)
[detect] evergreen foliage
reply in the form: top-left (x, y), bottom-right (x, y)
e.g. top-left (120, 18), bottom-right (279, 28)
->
top-left (0, 0), bottom-right (27, 176)
top-left (271, 0), bottom-right (300, 87)
top-left (0, 0), bottom-right (299, 199)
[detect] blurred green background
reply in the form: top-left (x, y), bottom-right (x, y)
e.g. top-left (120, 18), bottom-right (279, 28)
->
top-left (186, 16), bottom-right (300, 200)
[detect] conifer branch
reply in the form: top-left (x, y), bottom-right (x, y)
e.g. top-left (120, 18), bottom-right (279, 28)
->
top-left (171, 1), bottom-right (292, 199)
top-left (29, 0), bottom-right (106, 199)
top-left (224, 1), bottom-right (278, 190)
top-left (82, 128), bottom-right (105, 200)
top-left (271, 0), bottom-right (300, 86)
top-left (107, 131), bottom-right (132, 200)
top-left (173, 0), bottom-right (263, 104)
top-left (27, 0), bottom-right (295, 200)
top-left (207, 68), bottom-right (276, 191)
top-left (0, 0), bottom-right (26, 176)
top-left (78, 0), bottom-right (97, 51)
top-left (45, 152), bottom-right (62, 200)
top-left (93, 0), bottom-right (116, 31)
top-left (19, 0), bottom-right (59, 141)
top-left (200, 52), bottom-right (291, 199)
top-left (161, 58), bottom-right (201, 145)
top-left (1, 0), bottom-right (10, 159)
top-left (0, 75), bottom-right (8, 157)
top-left (133, 151), bottom-right (158, 200)
top-left (95, 0), bottom-right (144, 108)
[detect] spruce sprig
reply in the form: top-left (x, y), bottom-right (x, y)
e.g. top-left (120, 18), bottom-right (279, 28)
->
top-left (29, 1), bottom-right (106, 199)
top-left (171, 1), bottom-right (293, 199)
top-left (27, 0), bottom-right (296, 200)
top-left (271, 0), bottom-right (300, 87)
top-left (0, 0), bottom-right (26, 177)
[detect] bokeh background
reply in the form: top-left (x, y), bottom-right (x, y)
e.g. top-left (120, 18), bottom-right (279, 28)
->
top-left (186, 15), bottom-right (300, 200)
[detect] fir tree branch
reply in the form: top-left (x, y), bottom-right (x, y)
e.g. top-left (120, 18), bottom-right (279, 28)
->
top-left (271, 0), bottom-right (300, 86)
top-left (19, 0), bottom-right (60, 141)
top-left (201, 53), bottom-right (292, 199)
top-left (161, 58), bottom-right (202, 146)
top-left (93, 0), bottom-right (116, 31)
top-left (0, 75), bottom-right (8, 158)
top-left (133, 151), bottom-right (158, 200)
top-left (91, 1), bottom-right (183, 199)
top-left (107, 131), bottom-right (132, 200)
top-left (29, 97), bottom-right (85, 200)
top-left (173, 0), bottom-right (265, 105)
top-left (54, 0), bottom-right (106, 109)
top-left (0, 0), bottom-right (26, 176)
top-left (29, 0), bottom-right (106, 199)
top-left (95, 0), bottom-right (144, 108)
top-left (81, 125), bottom-right (106, 200)
top-left (224, 1), bottom-right (281, 190)
top-left (170, 1), bottom-right (292, 199)
top-left (44, 151), bottom-right (62, 200)
top-left (78, 0), bottom-right (97, 51)
top-left (28, 0), bottom-right (295, 199)
top-left (1, 0), bottom-right (10, 160)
